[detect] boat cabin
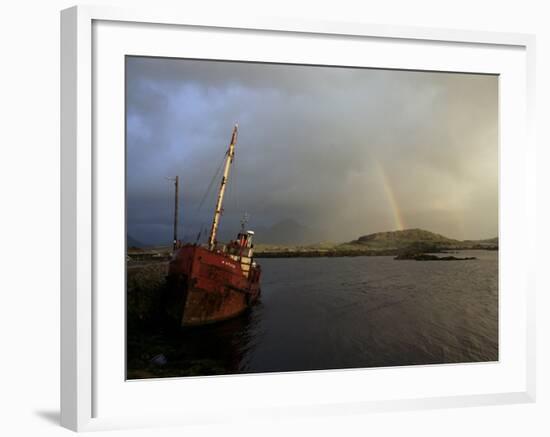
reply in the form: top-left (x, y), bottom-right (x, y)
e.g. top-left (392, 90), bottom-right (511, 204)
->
top-left (227, 230), bottom-right (256, 277)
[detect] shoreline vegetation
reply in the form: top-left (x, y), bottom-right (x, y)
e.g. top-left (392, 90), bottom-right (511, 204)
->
top-left (127, 228), bottom-right (498, 261)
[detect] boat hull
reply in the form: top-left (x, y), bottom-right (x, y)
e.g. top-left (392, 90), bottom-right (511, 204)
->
top-left (167, 245), bottom-right (261, 326)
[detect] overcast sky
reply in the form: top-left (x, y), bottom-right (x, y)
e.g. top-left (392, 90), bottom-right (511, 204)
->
top-left (126, 56), bottom-right (498, 246)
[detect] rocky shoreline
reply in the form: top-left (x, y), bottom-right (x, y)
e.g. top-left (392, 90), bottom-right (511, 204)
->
top-left (394, 253), bottom-right (477, 261)
top-left (255, 247), bottom-right (491, 259)
top-left (254, 248), bottom-right (399, 258)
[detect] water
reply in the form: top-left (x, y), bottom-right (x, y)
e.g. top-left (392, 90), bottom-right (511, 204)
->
top-left (128, 250), bottom-right (498, 377)
top-left (246, 250), bottom-right (498, 372)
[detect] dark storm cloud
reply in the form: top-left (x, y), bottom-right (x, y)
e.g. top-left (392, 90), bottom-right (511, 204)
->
top-left (126, 56), bottom-right (498, 245)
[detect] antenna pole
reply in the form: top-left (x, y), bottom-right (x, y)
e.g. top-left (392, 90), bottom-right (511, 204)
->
top-left (173, 175), bottom-right (179, 250)
top-left (166, 176), bottom-right (179, 250)
top-left (208, 124), bottom-right (238, 250)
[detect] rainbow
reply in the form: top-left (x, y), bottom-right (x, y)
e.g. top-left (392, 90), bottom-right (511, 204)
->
top-left (376, 161), bottom-right (405, 231)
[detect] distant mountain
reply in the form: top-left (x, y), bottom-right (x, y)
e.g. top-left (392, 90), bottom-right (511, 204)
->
top-left (254, 218), bottom-right (321, 245)
top-left (127, 234), bottom-right (144, 248)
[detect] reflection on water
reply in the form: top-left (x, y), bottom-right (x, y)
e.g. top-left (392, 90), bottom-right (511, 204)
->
top-left (127, 250), bottom-right (498, 378)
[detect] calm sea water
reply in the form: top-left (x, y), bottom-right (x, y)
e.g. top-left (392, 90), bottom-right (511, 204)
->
top-left (142, 250), bottom-right (498, 376)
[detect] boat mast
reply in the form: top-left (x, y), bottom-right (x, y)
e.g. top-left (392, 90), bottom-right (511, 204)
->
top-left (208, 124), bottom-right (238, 250)
top-left (166, 175), bottom-right (179, 251)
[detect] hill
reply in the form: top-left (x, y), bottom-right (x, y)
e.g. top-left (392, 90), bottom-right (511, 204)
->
top-left (348, 228), bottom-right (460, 250)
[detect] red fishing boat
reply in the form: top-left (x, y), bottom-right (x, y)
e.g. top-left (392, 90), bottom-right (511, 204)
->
top-left (166, 125), bottom-right (261, 326)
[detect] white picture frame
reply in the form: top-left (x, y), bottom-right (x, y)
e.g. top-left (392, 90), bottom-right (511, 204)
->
top-left (60, 5), bottom-right (536, 432)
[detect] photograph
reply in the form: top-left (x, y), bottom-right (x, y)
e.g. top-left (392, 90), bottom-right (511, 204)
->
top-left (125, 56), bottom-right (499, 379)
